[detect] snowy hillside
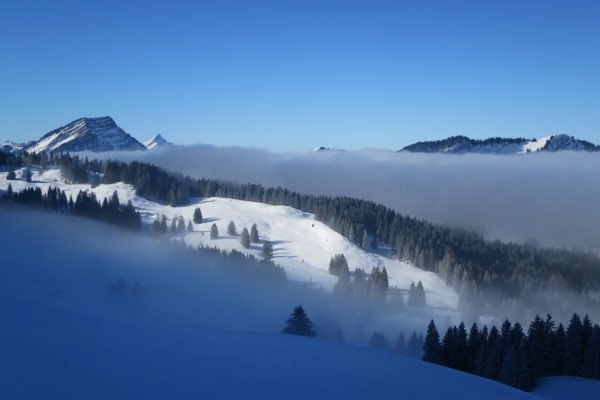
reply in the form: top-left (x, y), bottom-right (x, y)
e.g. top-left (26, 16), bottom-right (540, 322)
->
top-left (0, 166), bottom-right (459, 325)
top-left (143, 134), bottom-right (173, 150)
top-left (0, 210), bottom-right (560, 400)
top-left (23, 117), bottom-right (147, 153)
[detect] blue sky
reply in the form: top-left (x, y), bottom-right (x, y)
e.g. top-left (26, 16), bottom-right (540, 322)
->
top-left (1, 0), bottom-right (599, 151)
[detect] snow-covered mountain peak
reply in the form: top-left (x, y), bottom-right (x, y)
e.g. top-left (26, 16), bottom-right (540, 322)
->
top-left (23, 116), bottom-right (147, 154)
top-left (143, 134), bottom-right (173, 150)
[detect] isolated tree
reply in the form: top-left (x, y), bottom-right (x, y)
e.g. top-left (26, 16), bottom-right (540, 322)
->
top-left (262, 241), bottom-right (274, 260)
top-left (193, 207), bottom-right (203, 223)
top-left (282, 305), bottom-right (316, 337)
top-left (241, 228), bottom-right (250, 248)
top-left (227, 220), bottom-right (237, 236)
top-left (187, 219), bottom-right (193, 232)
top-left (25, 169), bottom-right (32, 183)
top-left (6, 167), bottom-right (16, 180)
top-left (177, 214), bottom-right (186, 233)
top-left (90, 173), bottom-right (100, 188)
top-left (210, 223), bottom-right (219, 239)
top-left (250, 223), bottom-right (259, 243)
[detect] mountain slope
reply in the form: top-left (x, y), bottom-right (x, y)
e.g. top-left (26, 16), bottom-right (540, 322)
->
top-left (24, 117), bottom-right (146, 153)
top-left (402, 134), bottom-right (599, 154)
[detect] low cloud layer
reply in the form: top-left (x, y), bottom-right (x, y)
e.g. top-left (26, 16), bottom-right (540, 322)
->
top-left (102, 146), bottom-right (600, 250)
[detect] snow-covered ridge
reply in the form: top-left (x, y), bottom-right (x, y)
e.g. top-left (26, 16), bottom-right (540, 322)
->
top-left (402, 134), bottom-right (599, 154)
top-left (143, 134), bottom-right (173, 150)
top-left (22, 117), bottom-right (147, 154)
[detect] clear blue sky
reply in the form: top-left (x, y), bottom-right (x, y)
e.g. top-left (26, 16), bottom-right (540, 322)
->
top-left (1, 0), bottom-right (599, 151)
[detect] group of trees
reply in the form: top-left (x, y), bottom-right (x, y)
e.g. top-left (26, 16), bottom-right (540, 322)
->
top-left (422, 313), bottom-right (600, 391)
top-left (2, 184), bottom-right (141, 232)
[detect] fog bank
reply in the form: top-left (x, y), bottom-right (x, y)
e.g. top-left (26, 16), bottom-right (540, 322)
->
top-left (102, 146), bottom-right (600, 250)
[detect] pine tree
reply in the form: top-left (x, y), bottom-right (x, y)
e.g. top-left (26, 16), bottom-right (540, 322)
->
top-left (241, 228), bottom-right (250, 248)
top-left (210, 223), bottom-right (219, 239)
top-left (361, 230), bottom-right (368, 250)
top-left (353, 268), bottom-right (370, 299)
top-left (565, 313), bottom-right (584, 376)
top-left (177, 214), bottom-right (186, 233)
top-left (193, 207), bottom-right (203, 223)
top-left (262, 241), bottom-right (274, 260)
top-left (388, 287), bottom-right (404, 312)
top-left (423, 320), bottom-right (442, 364)
top-left (187, 219), bottom-right (193, 232)
top-left (250, 223), bottom-right (259, 243)
top-left (396, 332), bottom-right (407, 355)
top-left (6, 167), bottom-right (16, 180)
top-left (406, 331), bottom-right (423, 359)
top-left (170, 217), bottom-right (178, 233)
top-left (25, 169), bottom-right (32, 183)
top-left (333, 267), bottom-right (353, 298)
top-left (282, 306), bottom-right (316, 337)
top-left (583, 325), bottom-right (600, 379)
top-left (227, 220), bottom-right (237, 236)
top-left (90, 173), bottom-right (100, 189)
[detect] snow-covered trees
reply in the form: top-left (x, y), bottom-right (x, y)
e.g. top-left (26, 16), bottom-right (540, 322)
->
top-left (262, 241), bottom-right (274, 260)
top-left (282, 306), bottom-right (316, 337)
top-left (210, 223), bottom-right (219, 239)
top-left (407, 281), bottom-right (426, 307)
top-left (241, 228), bottom-right (250, 249)
top-left (227, 221), bottom-right (237, 236)
top-left (6, 167), bottom-right (16, 180)
top-left (250, 223), bottom-right (259, 243)
top-left (328, 254), bottom-right (348, 277)
top-left (193, 207), bottom-right (203, 223)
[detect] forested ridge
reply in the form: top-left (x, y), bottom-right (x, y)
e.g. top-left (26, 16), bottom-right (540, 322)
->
top-left (2, 150), bottom-right (600, 322)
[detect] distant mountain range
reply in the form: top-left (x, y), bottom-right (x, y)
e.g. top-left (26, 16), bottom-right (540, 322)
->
top-left (1, 116), bottom-right (172, 154)
top-left (401, 134), bottom-right (599, 154)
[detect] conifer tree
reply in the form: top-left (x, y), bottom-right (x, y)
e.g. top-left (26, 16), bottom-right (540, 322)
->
top-left (262, 241), bottom-right (274, 260)
top-left (388, 287), bottom-right (404, 312)
top-left (565, 313), bottom-right (584, 376)
top-left (333, 267), bottom-right (353, 298)
top-left (328, 254), bottom-right (349, 277)
top-left (227, 220), bottom-right (237, 236)
top-left (361, 230), bottom-right (368, 250)
top-left (170, 217), bottom-right (178, 233)
top-left (210, 223), bottom-right (219, 239)
top-left (250, 223), bottom-right (259, 243)
top-left (396, 332), bottom-right (407, 355)
top-left (282, 305), bottom-right (316, 337)
top-left (241, 228), bottom-right (250, 248)
top-left (6, 167), bottom-right (16, 180)
top-left (177, 214), bottom-right (186, 233)
top-left (423, 320), bottom-right (442, 364)
top-left (90, 173), bottom-right (100, 188)
top-left (193, 207), bottom-right (203, 223)
top-left (353, 268), bottom-right (370, 299)
top-left (583, 325), bottom-right (600, 379)
top-left (406, 331), bottom-right (424, 359)
top-left (187, 220), bottom-right (193, 232)
top-left (25, 169), bottom-right (32, 183)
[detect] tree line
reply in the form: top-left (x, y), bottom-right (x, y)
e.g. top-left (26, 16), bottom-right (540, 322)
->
top-left (422, 313), bottom-right (600, 391)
